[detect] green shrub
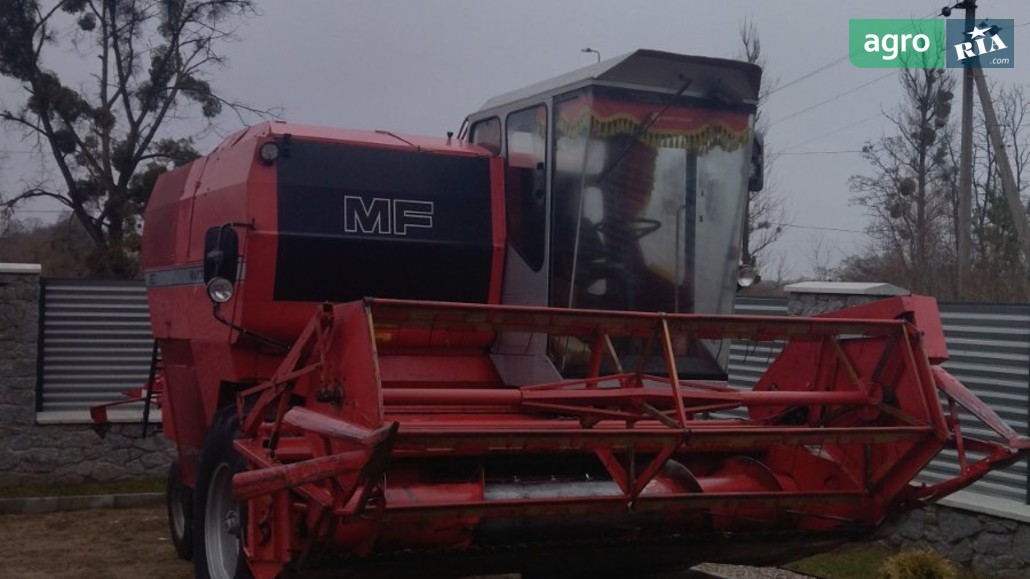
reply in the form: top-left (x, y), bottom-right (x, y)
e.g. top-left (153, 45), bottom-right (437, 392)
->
top-left (879, 550), bottom-right (957, 579)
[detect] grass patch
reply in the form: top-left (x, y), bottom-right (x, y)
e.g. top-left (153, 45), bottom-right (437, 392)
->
top-left (785, 543), bottom-right (892, 579)
top-left (785, 544), bottom-right (986, 579)
top-left (0, 478), bottom-right (165, 499)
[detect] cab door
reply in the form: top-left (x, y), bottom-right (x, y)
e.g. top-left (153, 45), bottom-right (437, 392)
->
top-left (471, 104), bottom-right (563, 385)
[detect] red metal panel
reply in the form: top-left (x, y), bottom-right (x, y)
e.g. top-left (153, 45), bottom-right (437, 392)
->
top-left (335, 302), bottom-right (384, 430)
top-left (262, 121), bottom-right (496, 158)
top-left (488, 155), bottom-right (507, 304)
top-left (378, 355), bottom-right (502, 388)
top-left (906, 295), bottom-right (949, 363)
top-left (161, 363), bottom-right (205, 485)
top-left (819, 295), bottom-right (949, 363)
top-left (141, 164), bottom-right (191, 268)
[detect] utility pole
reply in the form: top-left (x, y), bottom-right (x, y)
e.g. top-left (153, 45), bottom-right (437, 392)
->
top-left (955, 0), bottom-right (975, 297)
top-left (949, 1), bottom-right (1030, 292)
top-left (973, 64), bottom-right (1030, 259)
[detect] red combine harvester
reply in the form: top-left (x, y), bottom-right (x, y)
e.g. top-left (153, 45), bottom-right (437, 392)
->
top-left (105, 50), bottom-right (1028, 578)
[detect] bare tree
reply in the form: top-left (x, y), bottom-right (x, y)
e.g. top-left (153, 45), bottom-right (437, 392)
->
top-left (965, 83), bottom-right (1030, 300)
top-left (0, 214), bottom-right (93, 276)
top-left (849, 67), bottom-right (957, 296)
top-left (0, 0), bottom-right (273, 277)
top-left (805, 236), bottom-right (836, 281)
top-left (996, 84), bottom-right (1030, 195)
top-left (738, 19), bottom-right (788, 271)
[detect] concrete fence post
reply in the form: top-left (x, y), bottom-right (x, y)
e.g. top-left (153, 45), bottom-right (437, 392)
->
top-left (0, 264), bottom-right (42, 427)
top-left (785, 281), bottom-right (910, 317)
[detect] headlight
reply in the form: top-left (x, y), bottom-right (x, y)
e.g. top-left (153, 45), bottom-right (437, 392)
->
top-left (737, 265), bottom-right (759, 288)
top-left (207, 277), bottom-right (235, 303)
top-left (258, 141), bottom-right (280, 165)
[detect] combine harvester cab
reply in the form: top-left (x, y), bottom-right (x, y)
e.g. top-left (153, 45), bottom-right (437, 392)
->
top-left (133, 50), bottom-right (1028, 579)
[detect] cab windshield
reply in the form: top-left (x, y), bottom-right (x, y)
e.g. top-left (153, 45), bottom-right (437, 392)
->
top-left (549, 86), bottom-right (753, 377)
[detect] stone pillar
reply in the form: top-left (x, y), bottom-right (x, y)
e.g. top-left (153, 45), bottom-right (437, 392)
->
top-left (785, 281), bottom-right (910, 317)
top-left (0, 265), bottom-right (177, 487)
top-left (0, 264), bottom-right (42, 427)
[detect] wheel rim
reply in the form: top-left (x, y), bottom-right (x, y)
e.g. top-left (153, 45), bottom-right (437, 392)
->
top-left (205, 462), bottom-right (240, 579)
top-left (170, 483), bottom-right (187, 539)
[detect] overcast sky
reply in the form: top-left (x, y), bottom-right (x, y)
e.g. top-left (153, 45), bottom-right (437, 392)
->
top-left (3, 0), bottom-right (1029, 278)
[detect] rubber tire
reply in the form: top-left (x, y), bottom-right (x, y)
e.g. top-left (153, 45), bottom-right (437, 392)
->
top-left (193, 407), bottom-right (253, 579)
top-left (167, 459), bottom-right (194, 561)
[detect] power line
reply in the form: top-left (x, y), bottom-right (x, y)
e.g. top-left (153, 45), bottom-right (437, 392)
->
top-left (770, 221), bottom-right (866, 234)
top-left (775, 113), bottom-right (883, 154)
top-left (765, 12), bottom-right (982, 155)
top-left (764, 9), bottom-right (940, 101)
top-left (769, 72), bottom-right (895, 128)
top-left (765, 56), bottom-right (849, 98)
top-left (8, 209), bottom-right (68, 214)
top-left (774, 148), bottom-right (865, 155)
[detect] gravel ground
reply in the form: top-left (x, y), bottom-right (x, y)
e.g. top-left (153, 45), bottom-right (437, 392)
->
top-left (0, 505), bottom-right (191, 579)
top-left (692, 563), bottom-right (815, 579)
top-left (0, 503), bottom-right (815, 579)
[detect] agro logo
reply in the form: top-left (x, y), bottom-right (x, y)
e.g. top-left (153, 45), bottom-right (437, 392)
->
top-left (862, 31), bottom-right (932, 61)
top-left (848, 19), bottom-right (944, 68)
top-left (946, 19), bottom-right (1014, 68)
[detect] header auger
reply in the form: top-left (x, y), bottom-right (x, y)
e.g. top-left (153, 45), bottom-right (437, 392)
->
top-left (91, 50), bottom-right (1028, 578)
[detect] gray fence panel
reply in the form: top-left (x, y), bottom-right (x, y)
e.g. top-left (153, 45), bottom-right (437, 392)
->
top-left (34, 281), bottom-right (1030, 503)
top-left (39, 279), bottom-right (153, 412)
top-left (923, 303), bottom-right (1030, 503)
top-left (728, 297), bottom-right (788, 390)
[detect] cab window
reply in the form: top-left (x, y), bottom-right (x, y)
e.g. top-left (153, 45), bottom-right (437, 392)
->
top-left (505, 105), bottom-right (547, 271)
top-left (470, 117), bottom-right (501, 154)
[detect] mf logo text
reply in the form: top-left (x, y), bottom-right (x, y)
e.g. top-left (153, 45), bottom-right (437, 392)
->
top-left (343, 195), bottom-right (434, 236)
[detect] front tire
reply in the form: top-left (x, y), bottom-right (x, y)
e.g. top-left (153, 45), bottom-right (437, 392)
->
top-left (193, 407), bottom-right (252, 579)
top-left (167, 459), bottom-right (194, 561)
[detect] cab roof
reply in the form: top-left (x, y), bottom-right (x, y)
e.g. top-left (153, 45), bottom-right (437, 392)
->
top-left (473, 49), bottom-right (762, 117)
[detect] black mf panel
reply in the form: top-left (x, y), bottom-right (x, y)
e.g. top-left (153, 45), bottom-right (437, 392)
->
top-left (274, 139), bottom-right (494, 303)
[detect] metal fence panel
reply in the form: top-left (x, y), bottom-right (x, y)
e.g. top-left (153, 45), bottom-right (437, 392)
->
top-left (922, 303), bottom-right (1030, 503)
top-left (38, 279), bottom-right (152, 412)
top-left (34, 282), bottom-right (1030, 503)
top-left (728, 297), bottom-right (788, 391)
